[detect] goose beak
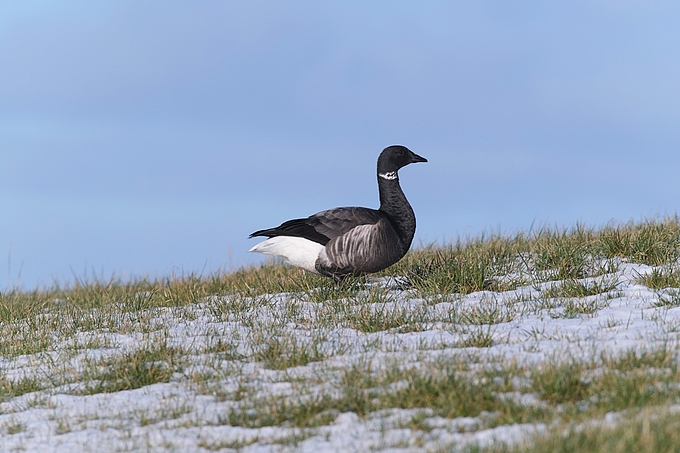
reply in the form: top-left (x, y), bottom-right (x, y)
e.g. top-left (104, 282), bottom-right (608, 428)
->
top-left (410, 152), bottom-right (428, 163)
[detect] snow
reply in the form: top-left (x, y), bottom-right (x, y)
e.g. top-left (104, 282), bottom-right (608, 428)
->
top-left (1, 261), bottom-right (679, 452)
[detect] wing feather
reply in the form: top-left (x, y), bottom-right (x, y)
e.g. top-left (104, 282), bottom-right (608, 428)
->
top-left (250, 207), bottom-right (386, 246)
top-left (307, 207), bottom-right (385, 239)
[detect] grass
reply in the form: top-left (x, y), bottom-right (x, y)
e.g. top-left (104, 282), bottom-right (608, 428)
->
top-left (473, 409), bottom-right (680, 453)
top-left (226, 344), bottom-right (680, 433)
top-left (635, 266), bottom-right (680, 307)
top-left (253, 333), bottom-right (329, 370)
top-left (224, 360), bottom-right (534, 429)
top-left (0, 375), bottom-right (43, 402)
top-left (2, 418), bottom-right (26, 435)
top-left (3, 217), bottom-right (680, 450)
top-left (81, 341), bottom-right (183, 394)
top-left (637, 266), bottom-right (680, 290)
top-left (597, 219), bottom-right (680, 265)
top-left (401, 237), bottom-right (529, 295)
top-left (540, 276), bottom-right (620, 299)
top-left (457, 301), bottom-right (516, 325)
top-left (2, 216), bottom-right (677, 324)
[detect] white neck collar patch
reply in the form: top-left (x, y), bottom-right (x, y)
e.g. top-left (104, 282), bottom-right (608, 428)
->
top-left (378, 171), bottom-right (398, 180)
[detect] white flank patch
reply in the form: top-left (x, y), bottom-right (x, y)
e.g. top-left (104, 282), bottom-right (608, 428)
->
top-left (249, 236), bottom-right (324, 273)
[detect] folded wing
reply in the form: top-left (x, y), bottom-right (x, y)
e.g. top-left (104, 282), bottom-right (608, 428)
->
top-left (249, 207), bottom-right (386, 246)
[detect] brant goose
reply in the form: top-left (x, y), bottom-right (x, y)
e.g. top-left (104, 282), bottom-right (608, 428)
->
top-left (249, 145), bottom-right (427, 281)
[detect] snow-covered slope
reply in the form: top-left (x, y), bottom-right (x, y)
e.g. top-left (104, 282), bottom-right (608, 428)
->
top-left (1, 258), bottom-right (680, 452)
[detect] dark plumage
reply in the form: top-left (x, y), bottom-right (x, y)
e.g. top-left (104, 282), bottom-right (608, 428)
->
top-left (249, 145), bottom-right (427, 281)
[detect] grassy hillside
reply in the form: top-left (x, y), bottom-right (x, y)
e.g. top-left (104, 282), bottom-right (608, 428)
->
top-left (2, 217), bottom-right (680, 451)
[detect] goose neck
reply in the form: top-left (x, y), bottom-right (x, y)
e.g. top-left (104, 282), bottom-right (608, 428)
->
top-left (377, 173), bottom-right (416, 246)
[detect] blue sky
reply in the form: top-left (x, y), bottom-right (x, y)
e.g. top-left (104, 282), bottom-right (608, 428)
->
top-left (2, 1), bottom-right (680, 289)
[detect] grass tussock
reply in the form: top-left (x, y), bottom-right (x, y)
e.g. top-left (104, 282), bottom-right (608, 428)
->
top-left (0, 375), bottom-right (43, 402)
top-left (541, 277), bottom-right (620, 299)
top-left (598, 219), bottom-right (680, 265)
top-left (476, 409), bottom-right (680, 453)
top-left (637, 266), bottom-right (680, 290)
top-left (82, 342), bottom-right (183, 394)
top-left (398, 216), bottom-right (680, 296)
top-left (253, 334), bottom-right (328, 370)
top-left (398, 235), bottom-right (530, 296)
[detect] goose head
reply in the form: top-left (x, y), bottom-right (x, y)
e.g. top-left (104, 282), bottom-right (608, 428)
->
top-left (377, 145), bottom-right (428, 175)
